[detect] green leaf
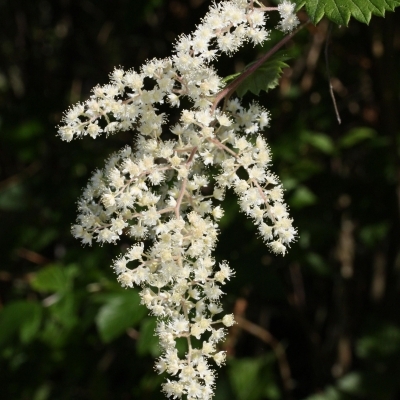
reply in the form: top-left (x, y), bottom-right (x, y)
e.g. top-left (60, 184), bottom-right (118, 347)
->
top-left (20, 304), bottom-right (42, 343)
top-left (0, 181), bottom-right (29, 211)
top-left (30, 264), bottom-right (76, 293)
top-left (13, 120), bottom-right (44, 141)
top-left (222, 71), bottom-right (241, 84)
top-left (359, 222), bottom-right (390, 247)
top-left (297, 0), bottom-right (400, 26)
top-left (49, 294), bottom-right (78, 329)
top-left (339, 127), bottom-right (376, 148)
top-left (95, 290), bottom-right (147, 343)
top-left (356, 323), bottom-right (400, 359)
top-left (0, 301), bottom-right (42, 345)
top-left (301, 130), bottom-right (335, 154)
top-left (229, 358), bottom-right (264, 400)
top-left (137, 317), bottom-right (161, 357)
top-left (228, 356), bottom-right (280, 400)
top-left (32, 383), bottom-right (52, 400)
top-left (289, 185), bottom-right (317, 208)
top-left (40, 319), bottom-right (70, 348)
top-left (305, 252), bottom-right (332, 276)
top-left (233, 52), bottom-right (290, 97)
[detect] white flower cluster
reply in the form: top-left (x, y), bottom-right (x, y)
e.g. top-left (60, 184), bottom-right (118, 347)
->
top-left (59, 1), bottom-right (298, 399)
top-left (277, 0), bottom-right (300, 32)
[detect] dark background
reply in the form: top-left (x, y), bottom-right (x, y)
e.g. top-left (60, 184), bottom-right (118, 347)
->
top-left (1, 0), bottom-right (400, 399)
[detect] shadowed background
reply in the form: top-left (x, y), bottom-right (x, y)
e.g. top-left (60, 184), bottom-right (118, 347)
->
top-left (1, 0), bottom-right (400, 399)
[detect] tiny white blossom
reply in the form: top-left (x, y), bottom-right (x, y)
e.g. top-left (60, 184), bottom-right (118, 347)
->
top-left (222, 314), bottom-right (236, 327)
top-left (277, 1), bottom-right (299, 33)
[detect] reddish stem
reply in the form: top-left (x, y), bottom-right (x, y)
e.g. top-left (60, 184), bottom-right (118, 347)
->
top-left (211, 20), bottom-right (310, 114)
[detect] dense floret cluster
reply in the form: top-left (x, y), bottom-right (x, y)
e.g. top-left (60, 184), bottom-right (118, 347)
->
top-left (58, 1), bottom-right (298, 398)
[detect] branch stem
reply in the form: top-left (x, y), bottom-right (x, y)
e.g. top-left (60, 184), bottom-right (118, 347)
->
top-left (212, 20), bottom-right (310, 114)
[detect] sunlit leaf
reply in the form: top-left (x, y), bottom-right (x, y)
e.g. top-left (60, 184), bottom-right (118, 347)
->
top-left (295, 0), bottom-right (400, 25)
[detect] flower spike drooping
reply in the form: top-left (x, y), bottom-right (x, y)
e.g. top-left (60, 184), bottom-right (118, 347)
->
top-left (59, 1), bottom-right (298, 398)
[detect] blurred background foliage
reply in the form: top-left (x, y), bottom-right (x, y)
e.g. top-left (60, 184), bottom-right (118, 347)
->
top-left (1, 0), bottom-right (400, 399)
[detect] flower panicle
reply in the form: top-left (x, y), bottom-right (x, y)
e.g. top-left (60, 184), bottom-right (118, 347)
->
top-left (60, 1), bottom-right (298, 398)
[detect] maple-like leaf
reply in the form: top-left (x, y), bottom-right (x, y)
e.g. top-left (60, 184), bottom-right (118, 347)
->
top-left (295, 0), bottom-right (400, 25)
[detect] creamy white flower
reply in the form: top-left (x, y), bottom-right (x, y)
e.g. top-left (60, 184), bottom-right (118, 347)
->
top-left (60, 1), bottom-right (298, 399)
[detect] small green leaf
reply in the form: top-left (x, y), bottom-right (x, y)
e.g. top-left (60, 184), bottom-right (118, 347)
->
top-left (32, 383), bottom-right (52, 400)
top-left (290, 185), bottom-right (317, 208)
top-left (305, 252), bottom-right (332, 276)
top-left (229, 358), bottom-right (264, 400)
top-left (222, 72), bottom-right (241, 84)
top-left (31, 264), bottom-right (76, 293)
top-left (228, 356), bottom-right (280, 400)
top-left (302, 131), bottom-right (335, 154)
top-left (0, 181), bottom-right (30, 211)
top-left (339, 127), bottom-right (376, 148)
top-left (296, 0), bottom-right (400, 26)
top-left (96, 290), bottom-right (147, 343)
top-left (13, 120), bottom-right (44, 141)
top-left (359, 222), bottom-right (389, 247)
top-left (356, 323), bottom-right (400, 359)
top-left (234, 52), bottom-right (290, 97)
top-left (295, 0), bottom-right (306, 12)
